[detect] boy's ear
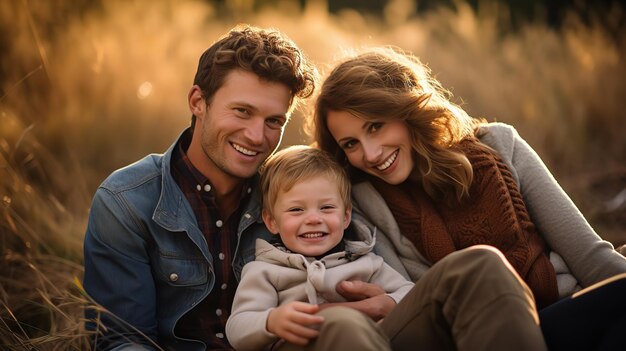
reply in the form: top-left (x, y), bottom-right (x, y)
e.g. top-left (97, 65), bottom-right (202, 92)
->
top-left (343, 205), bottom-right (352, 230)
top-left (262, 209), bottom-right (280, 234)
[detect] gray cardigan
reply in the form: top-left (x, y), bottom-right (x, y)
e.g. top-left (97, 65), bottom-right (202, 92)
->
top-left (352, 122), bottom-right (626, 298)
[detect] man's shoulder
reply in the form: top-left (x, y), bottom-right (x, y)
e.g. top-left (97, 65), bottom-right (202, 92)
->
top-left (100, 153), bottom-right (164, 194)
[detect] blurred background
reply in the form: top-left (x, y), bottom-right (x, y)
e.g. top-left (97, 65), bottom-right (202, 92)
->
top-left (1, 0), bottom-right (625, 348)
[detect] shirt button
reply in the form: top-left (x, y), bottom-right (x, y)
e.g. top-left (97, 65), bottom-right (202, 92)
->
top-left (218, 252), bottom-right (225, 260)
top-left (216, 333), bottom-right (224, 339)
top-left (247, 187), bottom-right (252, 194)
top-left (221, 283), bottom-right (228, 290)
top-left (196, 184), bottom-right (201, 191)
top-left (216, 220), bottom-right (223, 228)
top-left (204, 184), bottom-right (212, 192)
top-left (169, 273), bottom-right (179, 282)
top-left (243, 213), bottom-right (251, 219)
top-left (216, 308), bottom-right (223, 316)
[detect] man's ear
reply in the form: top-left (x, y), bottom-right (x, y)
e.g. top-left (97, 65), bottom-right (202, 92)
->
top-left (188, 85), bottom-right (205, 118)
top-left (262, 209), bottom-right (280, 234)
top-left (343, 205), bottom-right (352, 230)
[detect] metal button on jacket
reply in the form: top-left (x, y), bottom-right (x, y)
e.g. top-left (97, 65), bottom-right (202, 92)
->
top-left (169, 273), bottom-right (179, 282)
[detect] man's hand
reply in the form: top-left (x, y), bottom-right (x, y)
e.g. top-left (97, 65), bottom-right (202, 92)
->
top-left (267, 301), bottom-right (324, 346)
top-left (319, 281), bottom-right (396, 321)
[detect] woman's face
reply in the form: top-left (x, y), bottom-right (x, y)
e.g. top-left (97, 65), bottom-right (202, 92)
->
top-left (326, 110), bottom-right (414, 185)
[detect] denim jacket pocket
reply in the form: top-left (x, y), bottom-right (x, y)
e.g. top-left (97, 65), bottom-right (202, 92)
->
top-left (154, 254), bottom-right (209, 287)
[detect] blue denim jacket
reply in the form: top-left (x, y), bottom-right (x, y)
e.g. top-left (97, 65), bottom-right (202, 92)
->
top-left (83, 129), bottom-right (273, 350)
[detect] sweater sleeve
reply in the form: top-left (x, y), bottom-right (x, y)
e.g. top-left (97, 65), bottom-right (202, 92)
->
top-left (226, 262), bottom-right (279, 351)
top-left (483, 123), bottom-right (626, 289)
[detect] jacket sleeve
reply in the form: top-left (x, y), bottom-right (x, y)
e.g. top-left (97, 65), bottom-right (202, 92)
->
top-left (83, 187), bottom-right (159, 351)
top-left (366, 254), bottom-right (415, 304)
top-left (226, 262), bottom-right (280, 351)
top-left (501, 124), bottom-right (626, 288)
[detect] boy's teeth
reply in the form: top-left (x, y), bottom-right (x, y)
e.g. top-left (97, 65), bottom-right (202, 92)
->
top-left (233, 143), bottom-right (257, 156)
top-left (377, 151), bottom-right (397, 170)
top-left (302, 233), bottom-right (323, 238)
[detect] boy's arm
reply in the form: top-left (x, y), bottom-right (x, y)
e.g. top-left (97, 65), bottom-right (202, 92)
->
top-left (226, 263), bottom-right (283, 350)
top-left (367, 257), bottom-right (415, 303)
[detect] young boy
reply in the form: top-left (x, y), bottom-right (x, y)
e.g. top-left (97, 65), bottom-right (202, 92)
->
top-left (225, 145), bottom-right (414, 350)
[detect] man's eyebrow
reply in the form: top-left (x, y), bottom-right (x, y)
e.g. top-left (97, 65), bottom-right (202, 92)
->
top-left (229, 102), bottom-right (287, 119)
top-left (229, 101), bottom-right (258, 112)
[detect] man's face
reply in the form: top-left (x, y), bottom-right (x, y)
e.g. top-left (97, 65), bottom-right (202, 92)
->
top-left (189, 69), bottom-right (292, 186)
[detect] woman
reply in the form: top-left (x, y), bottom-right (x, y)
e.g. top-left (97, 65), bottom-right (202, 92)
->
top-left (309, 46), bottom-right (626, 350)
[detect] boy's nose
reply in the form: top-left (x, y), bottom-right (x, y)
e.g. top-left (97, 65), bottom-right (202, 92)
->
top-left (305, 213), bottom-right (322, 224)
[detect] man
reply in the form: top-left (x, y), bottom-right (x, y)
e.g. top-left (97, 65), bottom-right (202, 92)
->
top-left (83, 25), bottom-right (318, 350)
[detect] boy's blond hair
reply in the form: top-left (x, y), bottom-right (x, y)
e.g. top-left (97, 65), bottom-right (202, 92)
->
top-left (259, 145), bottom-right (351, 217)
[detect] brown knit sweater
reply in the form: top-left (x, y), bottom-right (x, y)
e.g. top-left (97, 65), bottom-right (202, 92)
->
top-left (371, 140), bottom-right (558, 308)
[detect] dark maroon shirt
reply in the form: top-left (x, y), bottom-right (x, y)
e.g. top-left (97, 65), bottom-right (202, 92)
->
top-left (170, 131), bottom-right (251, 350)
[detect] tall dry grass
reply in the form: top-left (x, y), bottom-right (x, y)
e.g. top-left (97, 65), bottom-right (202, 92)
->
top-left (1, 0), bottom-right (625, 348)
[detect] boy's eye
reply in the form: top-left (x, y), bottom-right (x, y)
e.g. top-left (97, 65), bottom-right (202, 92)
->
top-left (288, 207), bottom-right (303, 212)
top-left (321, 205), bottom-right (336, 211)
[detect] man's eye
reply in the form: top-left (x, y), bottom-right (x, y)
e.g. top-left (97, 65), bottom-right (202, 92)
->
top-left (234, 108), bottom-right (249, 116)
top-left (267, 117), bottom-right (286, 128)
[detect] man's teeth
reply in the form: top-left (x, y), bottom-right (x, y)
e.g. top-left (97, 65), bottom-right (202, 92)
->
top-left (377, 151), bottom-right (397, 171)
top-left (233, 143), bottom-right (258, 156)
top-left (301, 233), bottom-right (324, 238)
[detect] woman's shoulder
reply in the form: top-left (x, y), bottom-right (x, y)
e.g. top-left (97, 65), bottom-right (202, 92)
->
top-left (476, 122), bottom-right (521, 163)
top-left (477, 122), bottom-right (519, 140)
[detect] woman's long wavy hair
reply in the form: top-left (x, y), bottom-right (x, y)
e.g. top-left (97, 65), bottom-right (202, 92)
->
top-left (308, 47), bottom-right (487, 204)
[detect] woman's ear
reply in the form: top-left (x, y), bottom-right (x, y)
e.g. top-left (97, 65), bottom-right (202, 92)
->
top-left (262, 209), bottom-right (280, 234)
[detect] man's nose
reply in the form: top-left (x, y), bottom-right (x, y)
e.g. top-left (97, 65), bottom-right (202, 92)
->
top-left (244, 118), bottom-right (265, 145)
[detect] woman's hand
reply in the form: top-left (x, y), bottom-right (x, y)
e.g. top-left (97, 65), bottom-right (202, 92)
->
top-left (267, 301), bottom-right (324, 346)
top-left (319, 280), bottom-right (396, 321)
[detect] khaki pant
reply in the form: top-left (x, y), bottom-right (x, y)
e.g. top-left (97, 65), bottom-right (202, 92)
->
top-left (278, 245), bottom-right (547, 351)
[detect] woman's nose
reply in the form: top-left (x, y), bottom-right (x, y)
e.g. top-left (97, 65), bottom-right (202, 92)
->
top-left (362, 141), bottom-right (383, 164)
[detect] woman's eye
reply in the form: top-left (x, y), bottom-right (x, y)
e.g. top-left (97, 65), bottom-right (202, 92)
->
top-left (369, 122), bottom-right (383, 133)
top-left (342, 140), bottom-right (357, 149)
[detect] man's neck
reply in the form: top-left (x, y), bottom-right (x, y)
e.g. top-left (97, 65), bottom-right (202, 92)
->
top-left (200, 168), bottom-right (244, 219)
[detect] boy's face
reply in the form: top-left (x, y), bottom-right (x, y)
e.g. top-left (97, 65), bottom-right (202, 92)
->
top-left (262, 175), bottom-right (351, 257)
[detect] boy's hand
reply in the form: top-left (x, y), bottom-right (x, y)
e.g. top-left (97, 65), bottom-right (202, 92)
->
top-left (319, 280), bottom-right (396, 321)
top-left (267, 301), bottom-right (324, 346)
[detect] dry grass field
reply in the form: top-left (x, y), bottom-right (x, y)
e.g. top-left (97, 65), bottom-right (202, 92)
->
top-left (1, 0), bottom-right (625, 349)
